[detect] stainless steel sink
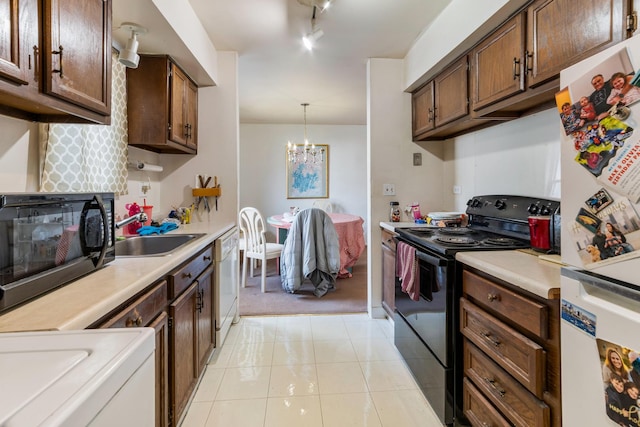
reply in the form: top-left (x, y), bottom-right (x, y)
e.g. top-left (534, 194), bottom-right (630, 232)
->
top-left (115, 233), bottom-right (206, 257)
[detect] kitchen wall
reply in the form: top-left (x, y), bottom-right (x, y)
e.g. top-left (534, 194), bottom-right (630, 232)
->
top-left (0, 116), bottom-right (39, 192)
top-left (443, 108), bottom-right (562, 211)
top-left (239, 123), bottom-right (367, 242)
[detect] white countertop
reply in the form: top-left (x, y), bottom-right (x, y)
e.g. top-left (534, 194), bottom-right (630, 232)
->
top-left (456, 250), bottom-right (563, 300)
top-left (0, 221), bottom-right (235, 333)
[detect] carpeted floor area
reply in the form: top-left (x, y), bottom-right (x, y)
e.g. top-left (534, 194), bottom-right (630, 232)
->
top-left (238, 248), bottom-right (368, 316)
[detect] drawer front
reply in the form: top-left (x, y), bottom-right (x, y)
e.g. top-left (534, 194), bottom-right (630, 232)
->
top-left (463, 377), bottom-right (511, 427)
top-left (461, 297), bottom-right (545, 396)
top-left (169, 245), bottom-right (214, 298)
top-left (100, 280), bottom-right (168, 328)
top-left (463, 270), bottom-right (548, 338)
top-left (381, 229), bottom-right (396, 251)
top-left (464, 341), bottom-right (550, 426)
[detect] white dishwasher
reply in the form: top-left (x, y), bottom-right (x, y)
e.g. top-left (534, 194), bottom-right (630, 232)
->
top-left (0, 328), bottom-right (155, 426)
top-left (215, 226), bottom-right (239, 346)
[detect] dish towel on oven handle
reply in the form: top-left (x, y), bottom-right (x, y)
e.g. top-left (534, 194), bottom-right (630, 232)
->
top-left (396, 241), bottom-right (420, 301)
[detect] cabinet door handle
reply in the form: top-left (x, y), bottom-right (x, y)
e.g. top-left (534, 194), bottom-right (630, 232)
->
top-left (52, 45), bottom-right (64, 78)
top-left (428, 108), bottom-right (434, 122)
top-left (525, 51), bottom-right (533, 74)
top-left (512, 57), bottom-right (520, 80)
top-left (32, 45), bottom-right (39, 82)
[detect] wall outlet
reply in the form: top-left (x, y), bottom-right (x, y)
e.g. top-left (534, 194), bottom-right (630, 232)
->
top-left (140, 181), bottom-right (151, 197)
top-left (383, 184), bottom-right (395, 196)
top-left (453, 185), bottom-right (461, 194)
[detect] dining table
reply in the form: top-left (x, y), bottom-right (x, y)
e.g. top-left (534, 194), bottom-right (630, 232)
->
top-left (267, 212), bottom-right (366, 278)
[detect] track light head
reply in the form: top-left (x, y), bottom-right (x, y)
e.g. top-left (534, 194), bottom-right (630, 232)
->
top-left (302, 28), bottom-right (324, 51)
top-left (117, 22), bottom-right (147, 68)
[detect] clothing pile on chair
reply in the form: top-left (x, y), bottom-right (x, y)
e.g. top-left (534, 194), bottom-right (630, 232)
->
top-left (280, 208), bottom-right (340, 297)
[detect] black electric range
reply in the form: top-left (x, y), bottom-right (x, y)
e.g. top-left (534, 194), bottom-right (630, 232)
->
top-left (396, 194), bottom-right (561, 256)
top-left (392, 195), bottom-right (560, 427)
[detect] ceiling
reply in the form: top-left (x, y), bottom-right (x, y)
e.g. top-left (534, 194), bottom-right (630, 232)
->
top-left (112, 0), bottom-right (452, 125)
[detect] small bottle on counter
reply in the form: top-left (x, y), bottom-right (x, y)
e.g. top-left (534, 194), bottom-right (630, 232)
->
top-left (389, 201), bottom-right (401, 222)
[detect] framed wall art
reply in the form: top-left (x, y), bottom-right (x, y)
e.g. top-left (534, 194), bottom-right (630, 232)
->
top-left (286, 144), bottom-right (328, 199)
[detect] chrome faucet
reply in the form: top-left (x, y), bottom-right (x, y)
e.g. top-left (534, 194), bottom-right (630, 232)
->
top-left (115, 212), bottom-right (148, 229)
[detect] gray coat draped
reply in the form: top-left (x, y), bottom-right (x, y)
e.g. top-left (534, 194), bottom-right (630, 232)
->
top-left (280, 208), bottom-right (340, 297)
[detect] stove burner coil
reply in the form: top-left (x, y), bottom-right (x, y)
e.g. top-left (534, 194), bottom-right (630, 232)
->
top-left (482, 237), bottom-right (521, 246)
top-left (435, 236), bottom-right (479, 245)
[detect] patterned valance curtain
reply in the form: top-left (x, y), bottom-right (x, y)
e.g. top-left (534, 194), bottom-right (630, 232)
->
top-left (39, 51), bottom-right (129, 195)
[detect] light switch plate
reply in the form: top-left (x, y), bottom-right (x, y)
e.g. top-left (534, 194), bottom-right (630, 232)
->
top-left (383, 184), bottom-right (395, 196)
top-left (413, 153), bottom-right (422, 166)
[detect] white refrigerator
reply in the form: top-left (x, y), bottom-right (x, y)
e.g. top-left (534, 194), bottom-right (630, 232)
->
top-left (560, 33), bottom-right (640, 427)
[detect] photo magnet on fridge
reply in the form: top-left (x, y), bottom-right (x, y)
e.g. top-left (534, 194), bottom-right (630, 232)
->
top-left (561, 299), bottom-right (596, 337)
top-left (585, 188), bottom-right (614, 213)
top-left (576, 208), bottom-right (602, 233)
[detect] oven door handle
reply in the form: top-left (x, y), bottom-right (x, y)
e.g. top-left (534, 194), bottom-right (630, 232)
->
top-left (416, 250), bottom-right (450, 267)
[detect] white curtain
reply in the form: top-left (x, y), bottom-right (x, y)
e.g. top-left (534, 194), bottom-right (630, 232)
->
top-left (39, 51), bottom-right (129, 195)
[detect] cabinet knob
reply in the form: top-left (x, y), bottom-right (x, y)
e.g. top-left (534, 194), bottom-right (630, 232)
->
top-left (184, 272), bottom-right (192, 279)
top-left (487, 293), bottom-right (499, 302)
top-left (125, 310), bottom-right (143, 327)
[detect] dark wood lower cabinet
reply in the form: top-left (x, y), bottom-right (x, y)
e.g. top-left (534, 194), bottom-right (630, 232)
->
top-left (90, 243), bottom-right (215, 427)
top-left (169, 282), bottom-right (198, 423)
top-left (461, 268), bottom-right (560, 427)
top-left (93, 280), bottom-right (169, 427)
top-left (168, 248), bottom-right (215, 425)
top-left (150, 312), bottom-right (170, 427)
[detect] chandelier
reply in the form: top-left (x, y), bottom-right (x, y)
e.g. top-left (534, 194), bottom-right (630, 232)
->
top-left (287, 103), bottom-right (325, 164)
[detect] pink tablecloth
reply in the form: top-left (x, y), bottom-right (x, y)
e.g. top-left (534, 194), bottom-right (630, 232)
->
top-left (268, 213), bottom-right (365, 278)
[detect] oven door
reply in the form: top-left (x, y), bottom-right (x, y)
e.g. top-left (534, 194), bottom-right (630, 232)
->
top-left (394, 244), bottom-right (456, 426)
top-left (395, 249), bottom-right (455, 366)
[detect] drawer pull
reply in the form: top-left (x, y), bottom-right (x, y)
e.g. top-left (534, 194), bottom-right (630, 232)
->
top-left (485, 377), bottom-right (506, 398)
top-left (125, 310), bottom-right (143, 327)
top-left (481, 331), bottom-right (501, 347)
top-left (203, 255), bottom-right (212, 261)
top-left (183, 272), bottom-right (192, 279)
top-left (487, 293), bottom-right (499, 302)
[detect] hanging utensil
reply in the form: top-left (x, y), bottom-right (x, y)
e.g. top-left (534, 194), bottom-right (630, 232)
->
top-left (214, 176), bottom-right (219, 211)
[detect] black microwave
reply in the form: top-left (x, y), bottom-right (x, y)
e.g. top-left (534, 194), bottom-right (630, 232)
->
top-left (0, 192), bottom-right (115, 313)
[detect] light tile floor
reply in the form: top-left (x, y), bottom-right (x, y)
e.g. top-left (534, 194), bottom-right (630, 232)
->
top-left (180, 314), bottom-right (442, 427)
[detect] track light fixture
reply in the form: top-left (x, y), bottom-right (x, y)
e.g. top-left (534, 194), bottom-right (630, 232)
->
top-left (299, 0), bottom-right (333, 51)
top-left (117, 22), bottom-right (147, 69)
top-left (303, 27), bottom-right (324, 51)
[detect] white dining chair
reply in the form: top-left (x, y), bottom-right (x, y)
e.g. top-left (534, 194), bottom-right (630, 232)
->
top-left (312, 199), bottom-right (332, 213)
top-left (238, 207), bottom-right (284, 292)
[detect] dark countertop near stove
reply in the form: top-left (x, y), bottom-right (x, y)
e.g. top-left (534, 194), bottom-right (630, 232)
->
top-left (456, 250), bottom-right (563, 300)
